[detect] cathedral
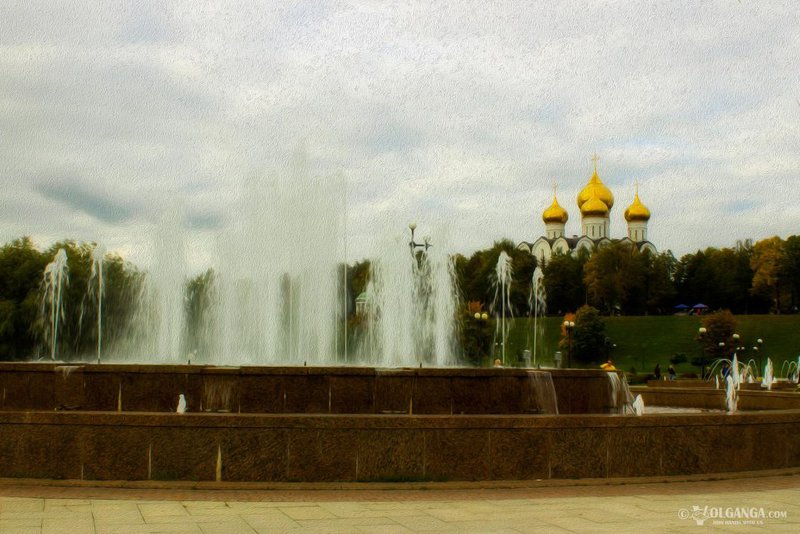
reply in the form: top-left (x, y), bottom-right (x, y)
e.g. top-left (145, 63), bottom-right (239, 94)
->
top-left (518, 156), bottom-right (656, 263)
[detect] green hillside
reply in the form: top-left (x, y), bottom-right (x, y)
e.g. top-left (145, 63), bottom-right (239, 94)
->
top-left (496, 315), bottom-right (800, 376)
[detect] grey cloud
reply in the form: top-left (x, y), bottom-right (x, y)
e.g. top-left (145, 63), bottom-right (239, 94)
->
top-left (186, 212), bottom-right (221, 231)
top-left (360, 121), bottom-right (425, 155)
top-left (33, 179), bottom-right (134, 223)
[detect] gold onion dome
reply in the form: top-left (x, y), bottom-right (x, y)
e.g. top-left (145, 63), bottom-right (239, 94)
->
top-left (624, 189), bottom-right (651, 222)
top-left (581, 192), bottom-right (610, 217)
top-left (542, 193), bottom-right (568, 224)
top-left (577, 169), bottom-right (614, 210)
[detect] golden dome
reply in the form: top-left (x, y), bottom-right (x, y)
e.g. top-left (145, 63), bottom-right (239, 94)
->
top-left (624, 188), bottom-right (651, 222)
top-left (581, 193), bottom-right (609, 217)
top-left (577, 156), bottom-right (614, 210)
top-left (542, 192), bottom-right (568, 224)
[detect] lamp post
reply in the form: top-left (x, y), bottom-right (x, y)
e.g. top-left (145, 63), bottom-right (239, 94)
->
top-left (408, 223), bottom-right (431, 255)
top-left (472, 311), bottom-right (490, 364)
top-left (698, 327), bottom-right (707, 378)
top-left (564, 320), bottom-right (575, 368)
top-left (754, 338), bottom-right (763, 374)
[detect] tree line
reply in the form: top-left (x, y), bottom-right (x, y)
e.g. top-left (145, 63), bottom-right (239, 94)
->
top-left (453, 236), bottom-right (800, 318)
top-left (0, 237), bottom-right (141, 360)
top-left (1, 233), bottom-right (798, 361)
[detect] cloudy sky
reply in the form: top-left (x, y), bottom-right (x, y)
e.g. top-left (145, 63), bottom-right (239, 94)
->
top-left (1, 1), bottom-right (798, 271)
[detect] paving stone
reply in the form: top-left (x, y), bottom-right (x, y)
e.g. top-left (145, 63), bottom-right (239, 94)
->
top-left (0, 527), bottom-right (43, 534)
top-left (0, 499), bottom-right (44, 513)
top-left (0, 474), bottom-right (798, 533)
top-left (278, 505), bottom-right (336, 520)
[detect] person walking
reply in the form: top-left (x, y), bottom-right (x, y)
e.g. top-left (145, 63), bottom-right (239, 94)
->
top-left (668, 364), bottom-right (677, 381)
top-left (654, 363), bottom-right (662, 380)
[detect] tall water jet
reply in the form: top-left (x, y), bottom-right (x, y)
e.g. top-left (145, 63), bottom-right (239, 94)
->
top-left (203, 147), bottom-right (345, 365)
top-left (40, 249), bottom-right (69, 361)
top-left (117, 207), bottom-right (187, 362)
top-left (762, 358), bottom-right (774, 390)
top-left (725, 375), bottom-right (738, 413)
top-left (151, 206), bottom-right (187, 361)
top-left (530, 266), bottom-right (546, 367)
top-left (795, 356), bottom-right (800, 384)
top-left (357, 231), bottom-right (457, 367)
top-left (88, 244), bottom-right (106, 362)
top-left (492, 251), bottom-right (513, 365)
top-left (74, 146), bottom-right (459, 366)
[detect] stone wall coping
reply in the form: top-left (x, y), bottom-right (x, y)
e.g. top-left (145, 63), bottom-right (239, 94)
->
top-left (0, 362), bottom-right (613, 378)
top-left (2, 409), bottom-right (799, 430)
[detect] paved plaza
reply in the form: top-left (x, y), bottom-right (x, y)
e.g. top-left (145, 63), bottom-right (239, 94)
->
top-left (1, 473), bottom-right (798, 533)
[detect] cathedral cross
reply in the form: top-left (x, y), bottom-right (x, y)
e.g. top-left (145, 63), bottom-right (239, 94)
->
top-left (591, 153), bottom-right (600, 172)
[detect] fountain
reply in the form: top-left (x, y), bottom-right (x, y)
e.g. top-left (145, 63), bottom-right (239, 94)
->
top-left (779, 357), bottom-right (799, 383)
top-left (492, 251), bottom-right (513, 365)
top-left (725, 374), bottom-right (738, 413)
top-left (88, 244), bottom-right (105, 362)
top-left (631, 394), bottom-right (645, 416)
top-left (526, 370), bottom-right (558, 414)
top-left (40, 248), bottom-right (69, 361)
top-left (787, 356), bottom-right (800, 383)
top-left (530, 266), bottom-right (546, 367)
top-left (762, 358), bottom-right (774, 390)
top-left (354, 235), bottom-right (457, 366)
top-left (5, 150), bottom-right (800, 485)
top-left (606, 371), bottom-right (639, 414)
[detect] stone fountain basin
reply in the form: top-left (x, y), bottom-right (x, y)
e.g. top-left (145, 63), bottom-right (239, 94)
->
top-left (0, 364), bottom-right (798, 483)
top-left (0, 363), bottom-right (616, 415)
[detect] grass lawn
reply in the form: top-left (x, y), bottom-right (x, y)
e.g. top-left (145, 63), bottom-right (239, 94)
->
top-left (497, 314), bottom-right (800, 377)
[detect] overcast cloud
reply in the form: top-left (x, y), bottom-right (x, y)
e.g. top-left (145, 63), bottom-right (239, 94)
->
top-left (1, 0), bottom-right (798, 270)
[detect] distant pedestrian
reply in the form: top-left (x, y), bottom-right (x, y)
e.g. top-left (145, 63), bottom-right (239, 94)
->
top-left (668, 364), bottom-right (677, 381)
top-left (654, 363), bottom-right (662, 380)
top-left (721, 361), bottom-right (731, 379)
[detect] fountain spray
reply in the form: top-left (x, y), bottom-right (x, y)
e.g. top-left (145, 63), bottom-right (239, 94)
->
top-left (493, 252), bottom-right (513, 365)
top-left (41, 249), bottom-right (69, 361)
top-left (530, 267), bottom-right (545, 367)
top-left (89, 244), bottom-right (106, 362)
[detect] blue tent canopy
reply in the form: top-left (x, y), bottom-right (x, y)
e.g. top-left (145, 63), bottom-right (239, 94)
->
top-left (692, 303), bottom-right (709, 309)
top-left (674, 304), bottom-right (690, 309)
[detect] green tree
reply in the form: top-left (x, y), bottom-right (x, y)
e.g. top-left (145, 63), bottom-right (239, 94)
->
top-left (0, 237), bottom-right (48, 359)
top-left (458, 302), bottom-right (494, 365)
top-left (38, 241), bottom-right (101, 359)
top-left (542, 251), bottom-right (586, 314)
top-left (455, 240), bottom-right (536, 317)
top-left (185, 269), bottom-right (216, 359)
top-left (675, 244), bottom-right (763, 314)
top-left (751, 237), bottom-right (785, 313)
top-left (560, 305), bottom-right (606, 364)
top-left (695, 309), bottom-right (738, 376)
top-left (643, 250), bottom-right (677, 314)
top-left (583, 242), bottom-right (646, 315)
top-left (780, 235), bottom-right (800, 312)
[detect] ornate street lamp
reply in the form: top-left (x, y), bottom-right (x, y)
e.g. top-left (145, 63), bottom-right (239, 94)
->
top-left (754, 338), bottom-right (764, 373)
top-left (408, 223), bottom-right (431, 254)
top-left (564, 320), bottom-right (575, 368)
top-left (698, 327), bottom-right (707, 378)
